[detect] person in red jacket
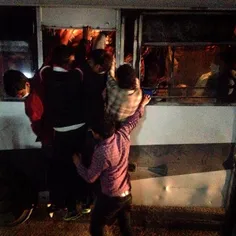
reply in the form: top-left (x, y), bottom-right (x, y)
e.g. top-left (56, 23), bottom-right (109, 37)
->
top-left (3, 67), bottom-right (53, 147)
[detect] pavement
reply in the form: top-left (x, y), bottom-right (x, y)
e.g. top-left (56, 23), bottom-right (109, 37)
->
top-left (0, 205), bottom-right (225, 236)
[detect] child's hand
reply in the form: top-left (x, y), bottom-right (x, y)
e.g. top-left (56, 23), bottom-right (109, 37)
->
top-left (140, 94), bottom-right (151, 107)
top-left (72, 153), bottom-right (81, 167)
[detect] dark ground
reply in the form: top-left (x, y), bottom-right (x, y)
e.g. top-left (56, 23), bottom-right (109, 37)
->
top-left (0, 205), bottom-right (225, 236)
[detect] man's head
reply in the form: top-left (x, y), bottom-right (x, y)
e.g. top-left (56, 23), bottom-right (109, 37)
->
top-left (90, 114), bottom-right (116, 140)
top-left (51, 44), bottom-right (75, 70)
top-left (88, 49), bottom-right (112, 74)
top-left (211, 51), bottom-right (234, 74)
top-left (3, 70), bottom-right (30, 98)
top-left (117, 64), bottom-right (137, 90)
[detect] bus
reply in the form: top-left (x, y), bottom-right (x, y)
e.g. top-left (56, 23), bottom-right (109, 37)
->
top-left (0, 1), bottom-right (236, 232)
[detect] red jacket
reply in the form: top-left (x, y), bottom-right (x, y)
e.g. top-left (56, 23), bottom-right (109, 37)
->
top-left (24, 66), bottom-right (53, 146)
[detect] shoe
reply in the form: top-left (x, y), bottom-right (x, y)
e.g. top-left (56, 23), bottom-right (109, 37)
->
top-left (47, 204), bottom-right (66, 218)
top-left (81, 208), bottom-right (91, 214)
top-left (7, 208), bottom-right (33, 226)
top-left (63, 210), bottom-right (82, 221)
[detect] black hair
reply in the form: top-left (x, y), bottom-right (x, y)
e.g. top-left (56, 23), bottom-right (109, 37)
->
top-left (51, 44), bottom-right (74, 67)
top-left (91, 114), bottom-right (116, 139)
top-left (3, 70), bottom-right (28, 97)
top-left (117, 64), bottom-right (136, 90)
top-left (90, 49), bottom-right (112, 72)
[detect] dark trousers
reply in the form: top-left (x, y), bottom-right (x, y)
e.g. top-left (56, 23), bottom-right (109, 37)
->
top-left (90, 193), bottom-right (132, 236)
top-left (49, 125), bottom-right (87, 211)
top-left (80, 130), bottom-right (100, 207)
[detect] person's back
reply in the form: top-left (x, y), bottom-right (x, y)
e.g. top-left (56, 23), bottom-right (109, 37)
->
top-left (81, 49), bottom-right (112, 127)
top-left (106, 64), bottom-right (142, 122)
top-left (44, 68), bottom-right (84, 128)
top-left (73, 94), bottom-right (151, 236)
top-left (96, 124), bottom-right (131, 196)
top-left (43, 45), bottom-right (87, 220)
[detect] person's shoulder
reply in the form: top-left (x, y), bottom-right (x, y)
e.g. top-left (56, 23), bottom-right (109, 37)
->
top-left (69, 68), bottom-right (84, 81)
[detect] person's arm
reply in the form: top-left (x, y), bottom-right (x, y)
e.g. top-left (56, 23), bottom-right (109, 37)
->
top-left (24, 94), bottom-right (44, 138)
top-left (75, 27), bottom-right (92, 66)
top-left (119, 94), bottom-right (151, 135)
top-left (106, 74), bottom-right (117, 89)
top-left (73, 145), bottom-right (109, 183)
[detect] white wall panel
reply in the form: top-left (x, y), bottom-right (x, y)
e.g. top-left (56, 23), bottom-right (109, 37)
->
top-left (41, 7), bottom-right (117, 29)
top-left (1, 102), bottom-right (236, 150)
top-left (0, 102), bottom-right (41, 150)
top-left (131, 105), bottom-right (236, 145)
top-left (131, 169), bottom-right (231, 207)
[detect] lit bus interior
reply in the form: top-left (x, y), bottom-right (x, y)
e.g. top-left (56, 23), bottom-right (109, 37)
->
top-left (124, 12), bottom-right (236, 104)
top-left (140, 45), bottom-right (236, 103)
top-left (42, 27), bottom-right (116, 64)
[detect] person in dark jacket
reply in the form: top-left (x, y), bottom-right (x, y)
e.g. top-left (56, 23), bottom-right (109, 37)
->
top-left (79, 49), bottom-right (113, 128)
top-left (43, 44), bottom-right (87, 221)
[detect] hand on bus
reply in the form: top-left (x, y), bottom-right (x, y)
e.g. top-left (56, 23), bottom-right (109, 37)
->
top-left (140, 94), bottom-right (151, 107)
top-left (83, 26), bottom-right (92, 41)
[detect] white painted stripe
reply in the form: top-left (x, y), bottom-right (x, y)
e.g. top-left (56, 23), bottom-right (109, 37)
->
top-left (54, 123), bottom-right (85, 132)
top-left (131, 169), bottom-right (232, 207)
top-left (42, 8), bottom-right (117, 29)
top-left (131, 105), bottom-right (236, 145)
top-left (1, 102), bottom-right (236, 149)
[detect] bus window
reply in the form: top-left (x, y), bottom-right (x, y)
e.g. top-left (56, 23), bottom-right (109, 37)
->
top-left (0, 7), bottom-right (37, 100)
top-left (137, 12), bottom-right (236, 104)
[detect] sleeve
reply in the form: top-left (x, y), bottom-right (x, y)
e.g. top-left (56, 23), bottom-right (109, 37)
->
top-left (75, 39), bottom-right (91, 66)
top-left (106, 74), bottom-right (117, 89)
top-left (25, 95), bottom-right (44, 138)
top-left (76, 146), bottom-right (109, 183)
top-left (119, 106), bottom-right (145, 135)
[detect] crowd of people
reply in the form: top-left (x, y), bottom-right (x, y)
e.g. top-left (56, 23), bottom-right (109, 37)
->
top-left (3, 31), bottom-right (150, 236)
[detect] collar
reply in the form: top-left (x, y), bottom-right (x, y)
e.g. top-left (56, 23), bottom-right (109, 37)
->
top-left (53, 66), bottom-right (68, 72)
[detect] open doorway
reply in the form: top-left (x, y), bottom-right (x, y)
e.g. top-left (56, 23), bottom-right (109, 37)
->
top-left (42, 27), bottom-right (116, 66)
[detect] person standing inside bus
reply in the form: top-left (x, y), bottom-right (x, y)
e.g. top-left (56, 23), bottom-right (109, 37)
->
top-left (43, 45), bottom-right (86, 221)
top-left (72, 94), bottom-right (151, 236)
top-left (75, 48), bottom-right (113, 211)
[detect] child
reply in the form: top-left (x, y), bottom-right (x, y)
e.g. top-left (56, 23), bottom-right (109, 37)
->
top-left (3, 67), bottom-right (53, 147)
top-left (106, 64), bottom-right (143, 122)
top-left (73, 94), bottom-right (151, 236)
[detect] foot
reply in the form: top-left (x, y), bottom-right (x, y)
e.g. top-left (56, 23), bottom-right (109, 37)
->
top-left (63, 210), bottom-right (82, 221)
top-left (47, 204), bottom-right (66, 218)
top-left (81, 203), bottom-right (92, 214)
top-left (81, 208), bottom-right (91, 214)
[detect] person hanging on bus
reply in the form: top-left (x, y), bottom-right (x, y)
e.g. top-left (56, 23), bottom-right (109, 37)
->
top-left (72, 94), bottom-right (151, 236)
top-left (43, 44), bottom-right (87, 221)
top-left (106, 64), bottom-right (143, 123)
top-left (3, 67), bottom-right (53, 148)
top-left (78, 49), bottom-right (112, 128)
top-left (74, 48), bottom-right (113, 211)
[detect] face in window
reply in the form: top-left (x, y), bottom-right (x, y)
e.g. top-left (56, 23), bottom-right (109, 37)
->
top-left (16, 82), bottom-right (30, 99)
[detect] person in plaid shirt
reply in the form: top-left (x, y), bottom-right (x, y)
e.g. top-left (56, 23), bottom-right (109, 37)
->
top-left (73, 94), bottom-right (151, 236)
top-left (106, 64), bottom-right (143, 122)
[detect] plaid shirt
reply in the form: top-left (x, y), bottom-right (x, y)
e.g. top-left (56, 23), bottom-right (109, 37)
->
top-left (106, 75), bottom-right (142, 121)
top-left (76, 106), bottom-right (144, 197)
